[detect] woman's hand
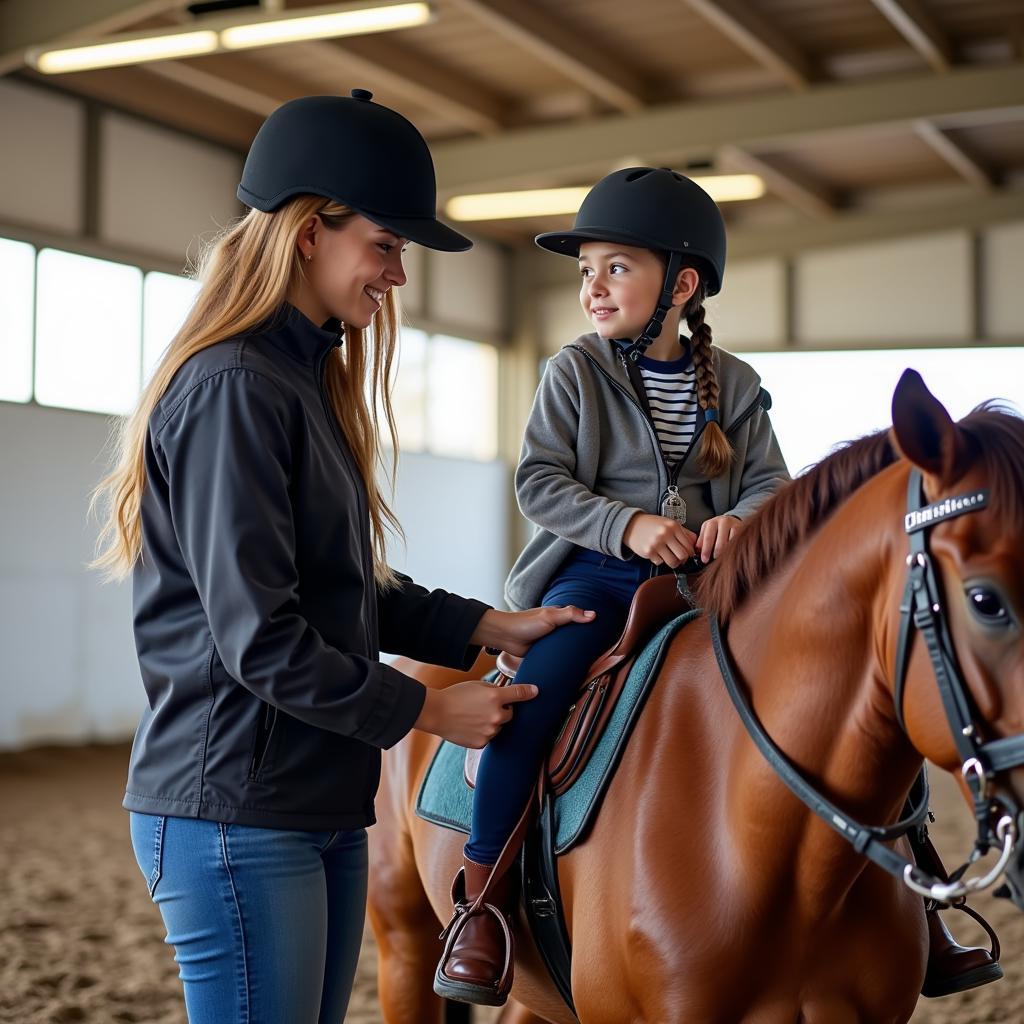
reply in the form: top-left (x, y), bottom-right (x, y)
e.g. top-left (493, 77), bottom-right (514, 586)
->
top-left (471, 606), bottom-right (596, 658)
top-left (414, 680), bottom-right (539, 749)
top-left (696, 514), bottom-right (741, 563)
top-left (623, 513), bottom-right (698, 567)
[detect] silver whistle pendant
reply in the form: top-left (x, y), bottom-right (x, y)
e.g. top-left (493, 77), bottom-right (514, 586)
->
top-left (661, 485), bottom-right (687, 524)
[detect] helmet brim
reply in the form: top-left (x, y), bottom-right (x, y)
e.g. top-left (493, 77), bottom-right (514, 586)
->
top-left (535, 227), bottom-right (666, 257)
top-left (365, 211), bottom-right (473, 252)
top-left (535, 226), bottom-right (722, 295)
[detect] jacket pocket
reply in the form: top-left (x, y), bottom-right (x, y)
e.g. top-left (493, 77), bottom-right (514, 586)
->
top-left (247, 703), bottom-right (279, 781)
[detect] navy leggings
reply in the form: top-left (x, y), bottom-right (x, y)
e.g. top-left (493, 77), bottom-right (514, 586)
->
top-left (465, 549), bottom-right (653, 864)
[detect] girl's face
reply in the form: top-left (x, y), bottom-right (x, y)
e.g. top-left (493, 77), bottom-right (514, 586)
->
top-left (578, 241), bottom-right (668, 339)
top-left (296, 213), bottom-right (408, 329)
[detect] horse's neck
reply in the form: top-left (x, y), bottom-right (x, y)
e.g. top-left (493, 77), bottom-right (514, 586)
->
top-left (722, 465), bottom-right (922, 904)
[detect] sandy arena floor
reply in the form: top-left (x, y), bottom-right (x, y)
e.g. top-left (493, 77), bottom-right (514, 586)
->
top-left (0, 743), bottom-right (1019, 1023)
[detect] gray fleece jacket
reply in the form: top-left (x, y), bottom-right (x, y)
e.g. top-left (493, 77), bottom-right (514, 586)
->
top-left (504, 332), bottom-right (791, 611)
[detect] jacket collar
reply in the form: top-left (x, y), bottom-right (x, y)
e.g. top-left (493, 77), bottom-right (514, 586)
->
top-left (261, 302), bottom-right (345, 365)
top-left (568, 332), bottom-right (691, 378)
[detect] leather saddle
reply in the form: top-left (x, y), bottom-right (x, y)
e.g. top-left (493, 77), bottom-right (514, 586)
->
top-left (464, 572), bottom-right (691, 796)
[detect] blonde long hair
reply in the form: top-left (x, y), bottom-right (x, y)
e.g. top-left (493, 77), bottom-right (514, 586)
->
top-left (90, 196), bottom-right (403, 588)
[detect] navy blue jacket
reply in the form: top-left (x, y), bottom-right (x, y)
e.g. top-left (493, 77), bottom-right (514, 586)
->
top-left (124, 303), bottom-right (489, 830)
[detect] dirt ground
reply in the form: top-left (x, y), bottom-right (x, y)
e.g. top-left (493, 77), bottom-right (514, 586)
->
top-left (0, 743), bottom-right (1019, 1023)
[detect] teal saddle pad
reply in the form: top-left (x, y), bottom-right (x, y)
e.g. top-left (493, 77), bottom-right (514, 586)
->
top-left (414, 609), bottom-right (700, 855)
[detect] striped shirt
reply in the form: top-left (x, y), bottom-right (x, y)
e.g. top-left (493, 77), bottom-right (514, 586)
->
top-left (636, 351), bottom-right (698, 463)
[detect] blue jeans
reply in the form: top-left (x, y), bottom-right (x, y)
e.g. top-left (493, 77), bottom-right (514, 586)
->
top-left (129, 812), bottom-right (367, 1023)
top-left (465, 548), bottom-right (654, 864)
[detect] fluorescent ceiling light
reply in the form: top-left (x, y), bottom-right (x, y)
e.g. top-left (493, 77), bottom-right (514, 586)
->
top-left (29, 2), bottom-right (431, 74)
top-left (446, 175), bottom-right (766, 221)
top-left (34, 31), bottom-right (219, 73)
top-left (697, 173), bottom-right (766, 202)
top-left (222, 3), bottom-right (430, 50)
top-left (447, 188), bottom-right (592, 221)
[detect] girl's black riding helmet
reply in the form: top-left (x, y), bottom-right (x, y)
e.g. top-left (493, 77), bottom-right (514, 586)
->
top-left (238, 88), bottom-right (472, 253)
top-left (536, 167), bottom-right (726, 360)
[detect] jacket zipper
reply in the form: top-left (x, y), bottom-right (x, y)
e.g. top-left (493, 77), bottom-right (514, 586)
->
top-left (566, 345), bottom-right (669, 514)
top-left (567, 344), bottom-right (768, 575)
top-left (248, 702), bottom-right (278, 780)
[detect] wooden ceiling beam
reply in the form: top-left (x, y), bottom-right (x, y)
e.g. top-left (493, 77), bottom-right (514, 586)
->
top-left (868, 0), bottom-right (954, 73)
top-left (143, 55), bottom-right (305, 119)
top-left (448, 0), bottom-right (652, 112)
top-left (297, 36), bottom-right (509, 135)
top-left (719, 144), bottom-right (839, 218)
top-left (681, 0), bottom-right (817, 91)
top-left (431, 62), bottom-right (1024, 194)
top-left (915, 120), bottom-right (995, 190)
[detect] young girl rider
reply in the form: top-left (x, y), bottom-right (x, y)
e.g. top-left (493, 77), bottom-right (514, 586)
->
top-left (435, 167), bottom-right (790, 1005)
top-left (434, 167), bottom-right (1002, 1007)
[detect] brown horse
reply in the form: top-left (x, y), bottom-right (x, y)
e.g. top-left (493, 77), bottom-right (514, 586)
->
top-left (369, 371), bottom-right (1024, 1024)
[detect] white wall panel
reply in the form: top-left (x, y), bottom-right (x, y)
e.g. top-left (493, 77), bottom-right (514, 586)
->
top-left (709, 258), bottom-right (786, 350)
top-left (0, 79), bottom-right (83, 234)
top-left (795, 231), bottom-right (972, 345)
top-left (983, 220), bottom-right (1024, 340)
top-left (99, 113), bottom-right (242, 262)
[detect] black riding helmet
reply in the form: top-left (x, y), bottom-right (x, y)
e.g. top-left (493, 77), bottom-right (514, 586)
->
top-left (536, 167), bottom-right (726, 360)
top-left (238, 89), bottom-right (472, 253)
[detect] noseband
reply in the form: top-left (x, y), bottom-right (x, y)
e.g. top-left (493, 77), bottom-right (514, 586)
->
top-left (709, 467), bottom-right (1022, 903)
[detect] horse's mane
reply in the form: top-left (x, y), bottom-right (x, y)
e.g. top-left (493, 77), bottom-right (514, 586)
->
top-left (693, 403), bottom-right (1024, 621)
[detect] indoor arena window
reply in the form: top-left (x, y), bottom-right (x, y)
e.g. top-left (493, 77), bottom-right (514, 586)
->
top-left (34, 248), bottom-right (143, 416)
top-left (142, 271), bottom-right (201, 383)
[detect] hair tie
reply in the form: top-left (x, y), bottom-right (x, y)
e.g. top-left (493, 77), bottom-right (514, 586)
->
top-left (703, 407), bottom-right (719, 424)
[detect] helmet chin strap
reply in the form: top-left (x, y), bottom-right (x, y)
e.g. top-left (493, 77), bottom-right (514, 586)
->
top-left (618, 251), bottom-right (684, 363)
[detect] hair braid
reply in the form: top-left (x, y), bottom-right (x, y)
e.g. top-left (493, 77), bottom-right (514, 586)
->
top-left (685, 291), bottom-right (734, 477)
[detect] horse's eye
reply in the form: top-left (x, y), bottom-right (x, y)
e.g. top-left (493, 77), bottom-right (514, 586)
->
top-left (966, 587), bottom-right (1010, 626)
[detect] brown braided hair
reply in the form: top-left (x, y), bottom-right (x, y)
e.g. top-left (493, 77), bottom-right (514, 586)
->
top-left (683, 270), bottom-right (734, 477)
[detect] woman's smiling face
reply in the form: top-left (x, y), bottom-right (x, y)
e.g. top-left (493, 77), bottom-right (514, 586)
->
top-left (296, 212), bottom-right (409, 329)
top-left (577, 241), bottom-right (667, 339)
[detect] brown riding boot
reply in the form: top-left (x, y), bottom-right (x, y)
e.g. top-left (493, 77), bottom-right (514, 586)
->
top-left (912, 828), bottom-right (1003, 998)
top-left (433, 855), bottom-right (515, 1006)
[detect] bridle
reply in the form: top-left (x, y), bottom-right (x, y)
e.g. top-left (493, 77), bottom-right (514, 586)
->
top-left (708, 467), bottom-right (1022, 903)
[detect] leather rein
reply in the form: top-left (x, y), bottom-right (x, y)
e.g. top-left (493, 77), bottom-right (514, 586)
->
top-left (708, 468), bottom-right (1022, 903)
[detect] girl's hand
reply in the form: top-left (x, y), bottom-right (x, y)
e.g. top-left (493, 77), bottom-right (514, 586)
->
top-left (696, 515), bottom-right (741, 563)
top-left (623, 513), bottom-right (697, 567)
top-left (471, 606), bottom-right (596, 657)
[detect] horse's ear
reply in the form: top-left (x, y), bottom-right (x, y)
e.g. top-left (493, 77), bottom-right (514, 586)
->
top-left (891, 369), bottom-right (969, 490)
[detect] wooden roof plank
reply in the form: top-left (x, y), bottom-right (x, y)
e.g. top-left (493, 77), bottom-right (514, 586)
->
top-left (296, 36), bottom-right (510, 135)
top-left (447, 0), bottom-right (652, 112)
top-left (681, 0), bottom-right (818, 91)
top-left (915, 119), bottom-right (995, 190)
top-left (719, 143), bottom-right (839, 217)
top-left (868, 0), bottom-right (954, 73)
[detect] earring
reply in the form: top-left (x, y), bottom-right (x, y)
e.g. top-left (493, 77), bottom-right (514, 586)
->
top-left (304, 253), bottom-right (312, 262)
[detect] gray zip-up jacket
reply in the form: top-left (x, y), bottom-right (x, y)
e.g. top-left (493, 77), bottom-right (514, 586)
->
top-left (505, 332), bottom-right (790, 610)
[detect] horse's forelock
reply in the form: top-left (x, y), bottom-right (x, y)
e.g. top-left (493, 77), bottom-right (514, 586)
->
top-left (959, 404), bottom-right (1024, 537)
top-left (693, 404), bottom-right (1024, 621)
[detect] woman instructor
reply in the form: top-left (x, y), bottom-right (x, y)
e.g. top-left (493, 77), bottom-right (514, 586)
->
top-left (92, 90), bottom-right (592, 1022)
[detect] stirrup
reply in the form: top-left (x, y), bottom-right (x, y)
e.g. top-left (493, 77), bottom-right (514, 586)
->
top-left (433, 900), bottom-right (514, 1006)
top-left (921, 901), bottom-right (1003, 999)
